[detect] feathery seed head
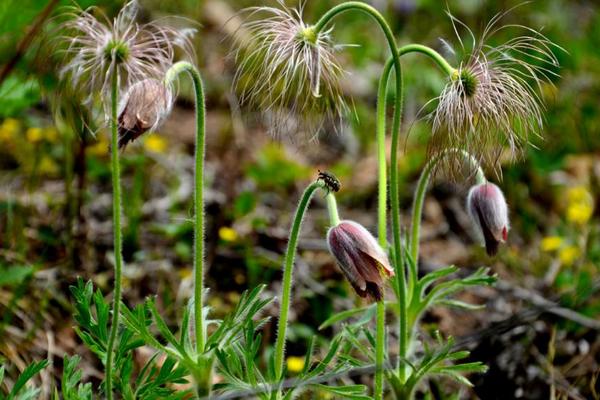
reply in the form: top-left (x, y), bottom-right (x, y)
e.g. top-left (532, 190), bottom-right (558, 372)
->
top-left (59, 0), bottom-right (195, 117)
top-left (429, 10), bottom-right (560, 176)
top-left (232, 1), bottom-right (348, 138)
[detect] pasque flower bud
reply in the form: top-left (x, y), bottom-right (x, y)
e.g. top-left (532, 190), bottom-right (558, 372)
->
top-left (467, 183), bottom-right (509, 256)
top-left (326, 220), bottom-right (394, 301)
top-left (118, 79), bottom-right (172, 149)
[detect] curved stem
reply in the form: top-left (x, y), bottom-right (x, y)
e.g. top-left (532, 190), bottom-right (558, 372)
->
top-left (315, 4), bottom-right (404, 398)
top-left (105, 64), bottom-right (122, 400)
top-left (409, 149), bottom-right (485, 265)
top-left (166, 62), bottom-right (207, 356)
top-left (397, 44), bottom-right (455, 76)
top-left (375, 59), bottom-right (390, 250)
top-left (377, 43), bottom-right (455, 248)
top-left (274, 180), bottom-right (325, 381)
top-left (326, 192), bottom-right (341, 226)
top-left (379, 44), bottom-right (457, 386)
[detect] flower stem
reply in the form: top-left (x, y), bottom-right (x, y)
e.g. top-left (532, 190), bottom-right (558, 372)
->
top-left (105, 63), bottom-right (122, 400)
top-left (326, 192), bottom-right (341, 226)
top-left (377, 44), bottom-right (455, 247)
top-left (409, 149), bottom-right (484, 266)
top-left (315, 4), bottom-right (404, 397)
top-left (379, 43), bottom-right (456, 385)
top-left (165, 61), bottom-right (207, 356)
top-left (274, 180), bottom-right (325, 381)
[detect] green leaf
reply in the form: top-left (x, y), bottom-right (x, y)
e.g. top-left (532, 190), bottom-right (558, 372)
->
top-left (310, 383), bottom-right (370, 399)
top-left (0, 76), bottom-right (40, 118)
top-left (0, 265), bottom-right (33, 287)
top-left (438, 299), bottom-right (485, 310)
top-left (7, 360), bottom-right (48, 400)
top-left (318, 306), bottom-right (369, 330)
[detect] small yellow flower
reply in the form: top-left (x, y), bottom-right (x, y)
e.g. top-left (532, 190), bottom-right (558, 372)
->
top-left (559, 245), bottom-right (580, 266)
top-left (26, 127), bottom-right (43, 143)
top-left (0, 128), bottom-right (12, 142)
top-left (178, 267), bottom-right (193, 279)
top-left (87, 137), bottom-right (109, 157)
top-left (143, 135), bottom-right (167, 153)
top-left (44, 127), bottom-right (59, 143)
top-left (567, 202), bottom-right (594, 225)
top-left (541, 236), bottom-right (563, 252)
top-left (567, 186), bottom-right (590, 204)
top-left (219, 227), bottom-right (238, 242)
top-left (2, 118), bottom-right (20, 133)
top-left (0, 118), bottom-right (20, 140)
top-left (286, 356), bottom-right (305, 373)
top-left (39, 156), bottom-right (59, 175)
top-left (566, 186), bottom-right (594, 225)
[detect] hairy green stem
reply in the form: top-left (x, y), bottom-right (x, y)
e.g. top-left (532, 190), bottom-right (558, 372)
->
top-left (165, 61), bottom-right (207, 357)
top-left (105, 64), bottom-right (122, 400)
top-left (381, 44), bottom-right (457, 386)
top-left (315, 3), bottom-right (405, 397)
top-left (379, 45), bottom-right (455, 294)
top-left (375, 59), bottom-right (389, 249)
top-left (274, 180), bottom-right (325, 381)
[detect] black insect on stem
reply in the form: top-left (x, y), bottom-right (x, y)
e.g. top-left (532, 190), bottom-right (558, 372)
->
top-left (317, 170), bottom-right (341, 195)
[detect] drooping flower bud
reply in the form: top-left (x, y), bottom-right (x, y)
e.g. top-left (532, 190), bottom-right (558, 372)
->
top-left (467, 183), bottom-right (509, 256)
top-left (117, 79), bottom-right (172, 149)
top-left (326, 220), bottom-right (394, 301)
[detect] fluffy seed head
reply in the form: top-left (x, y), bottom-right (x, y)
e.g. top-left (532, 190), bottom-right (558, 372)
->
top-left (232, 1), bottom-right (348, 138)
top-left (430, 10), bottom-right (560, 176)
top-left (117, 79), bottom-right (173, 149)
top-left (326, 220), bottom-right (394, 301)
top-left (58, 0), bottom-right (195, 117)
top-left (467, 182), bottom-right (509, 256)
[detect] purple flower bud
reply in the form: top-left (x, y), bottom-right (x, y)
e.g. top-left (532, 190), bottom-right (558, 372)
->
top-left (326, 220), bottom-right (394, 301)
top-left (467, 183), bottom-right (509, 256)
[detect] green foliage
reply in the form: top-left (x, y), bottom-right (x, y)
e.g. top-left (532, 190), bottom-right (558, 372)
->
top-left (0, 264), bottom-right (34, 287)
top-left (0, 360), bottom-right (48, 400)
top-left (0, 77), bottom-right (40, 118)
top-left (120, 282), bottom-right (272, 395)
top-left (215, 322), bottom-right (369, 399)
top-left (58, 356), bottom-right (92, 400)
top-left (69, 279), bottom-right (194, 398)
top-left (246, 144), bottom-right (311, 191)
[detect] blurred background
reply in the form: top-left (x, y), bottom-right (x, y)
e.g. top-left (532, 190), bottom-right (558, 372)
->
top-left (0, 0), bottom-right (598, 398)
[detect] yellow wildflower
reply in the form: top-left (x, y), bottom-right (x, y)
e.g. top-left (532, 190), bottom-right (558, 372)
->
top-left (2, 118), bottom-right (20, 133)
top-left (219, 227), bottom-right (238, 242)
top-left (0, 128), bottom-right (12, 142)
top-left (26, 127), bottom-right (43, 143)
top-left (0, 118), bottom-right (20, 140)
top-left (566, 186), bottom-right (594, 225)
top-left (44, 127), bottom-right (59, 143)
top-left (39, 156), bottom-right (59, 175)
top-left (143, 135), bottom-right (167, 153)
top-left (567, 202), bottom-right (593, 225)
top-left (541, 236), bottom-right (563, 252)
top-left (286, 356), bottom-right (305, 373)
top-left (178, 267), bottom-right (193, 279)
top-left (87, 138), bottom-right (109, 157)
top-left (559, 245), bottom-right (580, 266)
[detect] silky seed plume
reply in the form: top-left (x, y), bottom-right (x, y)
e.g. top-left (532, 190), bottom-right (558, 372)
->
top-left (232, 0), bottom-right (348, 138)
top-left (429, 9), bottom-right (561, 177)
